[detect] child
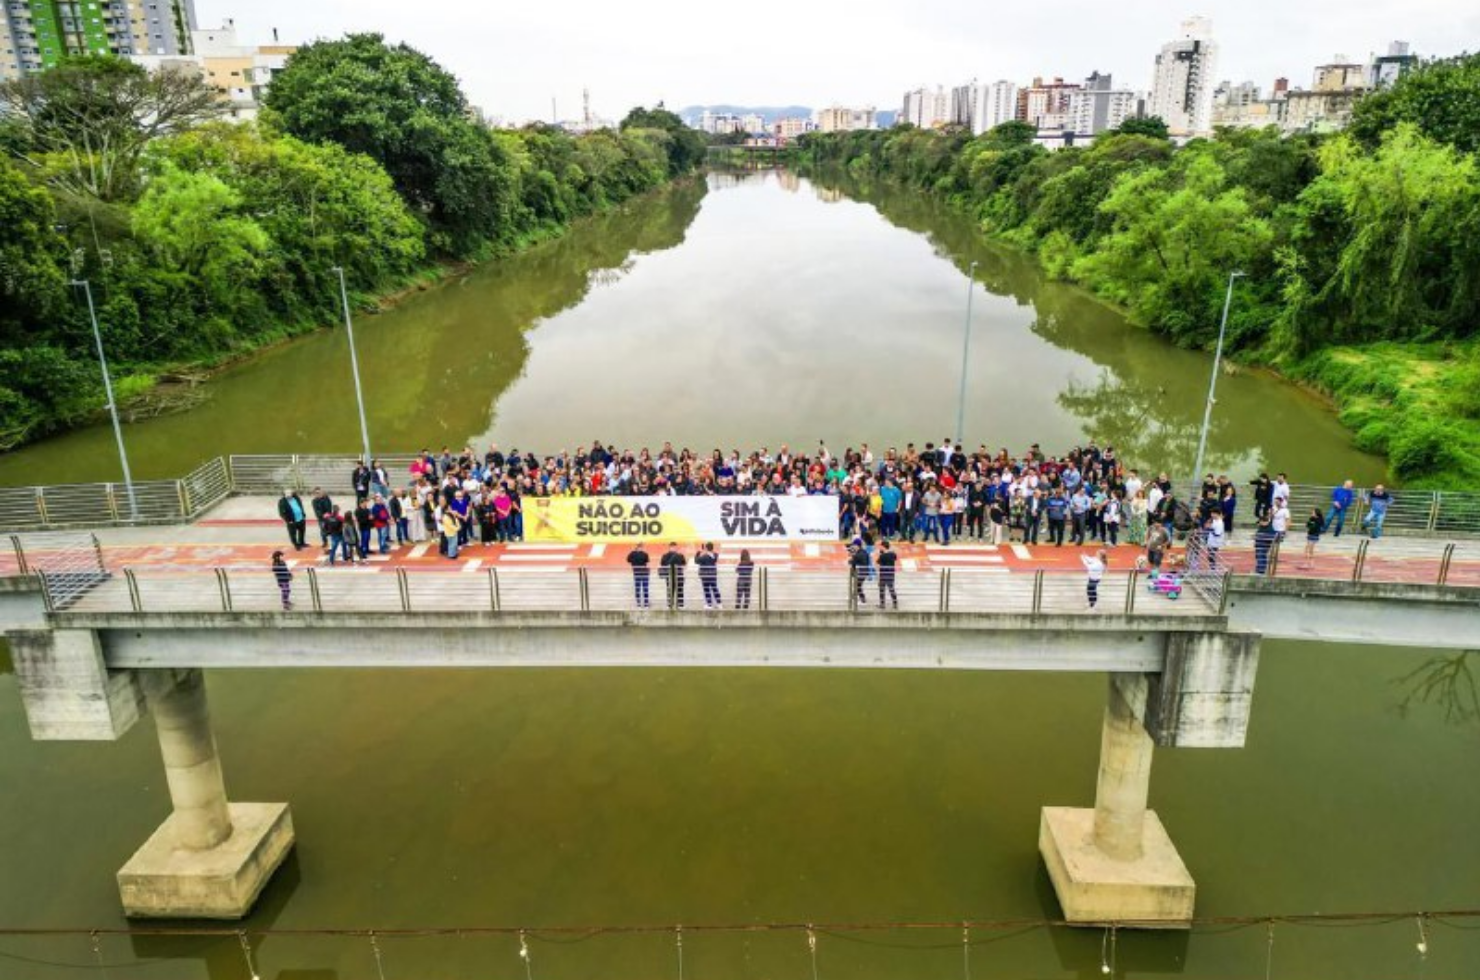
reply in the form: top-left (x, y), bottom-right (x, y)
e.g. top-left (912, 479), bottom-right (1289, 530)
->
top-left (1301, 507), bottom-right (1324, 566)
top-left (271, 551), bottom-right (293, 610)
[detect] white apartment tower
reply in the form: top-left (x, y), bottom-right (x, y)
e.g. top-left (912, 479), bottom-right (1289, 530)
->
top-left (1148, 16), bottom-right (1219, 137)
top-left (900, 85), bottom-right (948, 128)
top-left (971, 80), bottom-right (1018, 135)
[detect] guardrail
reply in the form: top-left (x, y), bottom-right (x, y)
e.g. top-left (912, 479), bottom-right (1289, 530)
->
top-left (48, 566), bottom-right (1224, 618)
top-left (2, 450), bottom-right (1479, 538)
top-left (0, 457), bottom-right (231, 530)
top-left (8, 532), bottom-right (111, 611)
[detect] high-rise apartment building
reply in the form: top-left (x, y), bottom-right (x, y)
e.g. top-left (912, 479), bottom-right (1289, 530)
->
top-left (1368, 41), bottom-right (1417, 89)
top-left (1067, 71), bottom-right (1137, 135)
top-left (949, 80), bottom-right (978, 128)
top-left (899, 85), bottom-right (948, 128)
top-left (970, 80), bottom-right (1018, 135)
top-left (1148, 16), bottom-right (1218, 137)
top-left (816, 105), bottom-right (876, 132)
top-left (2, 0), bottom-right (198, 81)
top-left (1017, 76), bottom-right (1080, 130)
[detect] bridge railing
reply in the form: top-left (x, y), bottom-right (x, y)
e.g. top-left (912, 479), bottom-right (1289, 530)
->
top-left (48, 566), bottom-right (1224, 618)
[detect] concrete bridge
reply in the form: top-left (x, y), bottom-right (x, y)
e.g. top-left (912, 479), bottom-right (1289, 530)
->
top-left (1, 522), bottom-right (1476, 931)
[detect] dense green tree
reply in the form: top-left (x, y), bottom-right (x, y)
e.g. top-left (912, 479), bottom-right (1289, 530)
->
top-left (1112, 116), bottom-right (1170, 140)
top-left (1349, 52), bottom-right (1480, 154)
top-left (262, 33), bottom-right (518, 254)
top-left (1273, 124), bottom-right (1480, 354)
top-left (619, 105), bottom-right (705, 175)
top-left (0, 55), bottom-right (223, 201)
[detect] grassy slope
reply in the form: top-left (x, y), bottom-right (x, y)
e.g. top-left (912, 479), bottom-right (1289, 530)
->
top-left (1288, 341), bottom-right (1480, 489)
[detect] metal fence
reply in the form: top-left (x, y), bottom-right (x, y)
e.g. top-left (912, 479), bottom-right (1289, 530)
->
top-left (3, 450), bottom-right (1480, 538)
top-left (0, 457), bottom-right (231, 531)
top-left (49, 566), bottom-right (1224, 618)
top-left (11, 531), bottom-right (110, 611)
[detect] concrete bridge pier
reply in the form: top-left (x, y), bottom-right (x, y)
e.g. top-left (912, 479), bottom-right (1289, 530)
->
top-left (117, 668), bottom-right (294, 918)
top-left (1039, 675), bottom-right (1194, 927)
top-left (1039, 631), bottom-right (1260, 928)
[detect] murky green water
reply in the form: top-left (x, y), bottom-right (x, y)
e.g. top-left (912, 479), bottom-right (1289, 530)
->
top-left (1, 172), bottom-right (1472, 978)
top-left (0, 170), bottom-right (1384, 486)
top-left (0, 646), bottom-right (1477, 978)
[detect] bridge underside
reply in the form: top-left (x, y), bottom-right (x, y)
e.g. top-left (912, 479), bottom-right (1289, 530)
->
top-left (68, 610), bottom-right (1216, 671)
top-left (1226, 578), bottom-right (1480, 649)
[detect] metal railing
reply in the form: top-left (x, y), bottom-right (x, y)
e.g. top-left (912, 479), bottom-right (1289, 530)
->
top-left (3, 448), bottom-right (1480, 539)
top-left (0, 457), bottom-right (232, 530)
top-left (48, 566), bottom-right (1226, 618)
top-left (12, 531), bottom-right (110, 611)
top-left (1223, 535), bottom-right (1480, 588)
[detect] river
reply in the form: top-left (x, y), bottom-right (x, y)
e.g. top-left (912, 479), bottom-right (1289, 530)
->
top-left (0, 171), bottom-right (1475, 979)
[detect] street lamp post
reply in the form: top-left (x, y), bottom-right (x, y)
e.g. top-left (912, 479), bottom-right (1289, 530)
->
top-left (331, 267), bottom-right (373, 466)
top-left (1191, 271), bottom-right (1246, 490)
top-left (954, 259), bottom-right (979, 446)
top-left (71, 279), bottom-right (137, 520)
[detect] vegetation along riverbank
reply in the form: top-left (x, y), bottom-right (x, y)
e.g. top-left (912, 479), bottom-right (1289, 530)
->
top-left (797, 53), bottom-right (1480, 489)
top-left (0, 34), bottom-right (704, 452)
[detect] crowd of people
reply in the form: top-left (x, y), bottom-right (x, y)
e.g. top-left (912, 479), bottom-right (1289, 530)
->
top-left (268, 439), bottom-right (1394, 585)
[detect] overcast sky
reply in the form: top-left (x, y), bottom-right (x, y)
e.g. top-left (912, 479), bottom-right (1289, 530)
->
top-left (198, 0), bottom-right (1480, 123)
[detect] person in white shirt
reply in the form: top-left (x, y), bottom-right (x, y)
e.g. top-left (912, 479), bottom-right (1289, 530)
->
top-left (1271, 499), bottom-right (1291, 540)
top-left (1124, 471), bottom-right (1143, 504)
top-left (1206, 513), bottom-right (1225, 566)
top-left (1081, 549), bottom-right (1107, 609)
top-left (1272, 474), bottom-right (1291, 509)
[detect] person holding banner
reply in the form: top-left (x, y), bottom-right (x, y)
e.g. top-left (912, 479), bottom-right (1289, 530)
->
top-left (696, 542), bottom-right (721, 610)
top-left (660, 543), bottom-right (687, 609)
top-left (626, 542), bottom-right (651, 608)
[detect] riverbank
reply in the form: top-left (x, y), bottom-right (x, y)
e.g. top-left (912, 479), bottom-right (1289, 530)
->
top-left (793, 136), bottom-right (1480, 490)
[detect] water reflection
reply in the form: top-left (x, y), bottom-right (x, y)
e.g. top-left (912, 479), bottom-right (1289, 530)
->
top-left (807, 169), bottom-right (1383, 482)
top-left (1392, 651), bottom-right (1480, 725)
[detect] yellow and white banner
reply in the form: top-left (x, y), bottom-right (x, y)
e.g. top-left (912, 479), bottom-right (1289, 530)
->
top-left (526, 495), bottom-right (838, 543)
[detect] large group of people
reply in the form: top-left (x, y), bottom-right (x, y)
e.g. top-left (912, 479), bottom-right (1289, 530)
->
top-left (270, 439), bottom-right (1394, 584)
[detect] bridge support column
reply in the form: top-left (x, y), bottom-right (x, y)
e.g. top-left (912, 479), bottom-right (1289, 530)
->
top-left (1039, 674), bottom-right (1195, 928)
top-left (117, 669), bottom-right (294, 918)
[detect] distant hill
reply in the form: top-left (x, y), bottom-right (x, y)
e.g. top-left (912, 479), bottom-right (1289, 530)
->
top-left (678, 105), bottom-right (814, 125)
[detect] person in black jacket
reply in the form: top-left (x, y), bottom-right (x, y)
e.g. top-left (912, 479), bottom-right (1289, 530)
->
top-left (876, 540), bottom-right (898, 609)
top-left (277, 490), bottom-right (307, 550)
top-left (351, 462), bottom-right (372, 502)
top-left (848, 543), bottom-right (871, 607)
top-left (310, 488), bottom-right (333, 548)
top-left (627, 542), bottom-right (651, 608)
top-left (696, 542), bottom-right (721, 610)
top-left (660, 543), bottom-right (686, 609)
top-left (271, 550), bottom-right (293, 609)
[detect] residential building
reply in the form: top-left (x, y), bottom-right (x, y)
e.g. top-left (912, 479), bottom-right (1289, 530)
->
top-left (1148, 16), bottom-right (1218, 137)
top-left (741, 113), bottom-right (766, 135)
top-left (1369, 41), bottom-right (1417, 89)
top-left (1017, 76), bottom-right (1080, 130)
top-left (1281, 89), bottom-right (1361, 133)
top-left (970, 80), bottom-right (1018, 134)
top-left (816, 105), bottom-right (876, 132)
top-left (899, 85), bottom-right (948, 128)
top-left (3, 0), bottom-right (198, 81)
top-left (130, 22), bottom-right (295, 119)
top-left (949, 80), bottom-right (978, 127)
top-left (1313, 56), bottom-right (1368, 92)
top-left (1066, 71), bottom-right (1137, 135)
top-left (774, 116), bottom-right (813, 140)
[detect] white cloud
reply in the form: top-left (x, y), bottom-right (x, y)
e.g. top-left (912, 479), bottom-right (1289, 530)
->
top-left (201, 0), bottom-right (1479, 122)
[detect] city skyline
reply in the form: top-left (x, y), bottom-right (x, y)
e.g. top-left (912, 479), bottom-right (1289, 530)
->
top-left (192, 0), bottom-right (1480, 124)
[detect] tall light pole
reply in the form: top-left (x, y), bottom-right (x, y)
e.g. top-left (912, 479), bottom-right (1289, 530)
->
top-left (71, 279), bottom-right (137, 520)
top-left (954, 259), bottom-right (979, 446)
top-left (331, 267), bottom-right (373, 465)
top-left (1192, 270), bottom-right (1246, 490)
